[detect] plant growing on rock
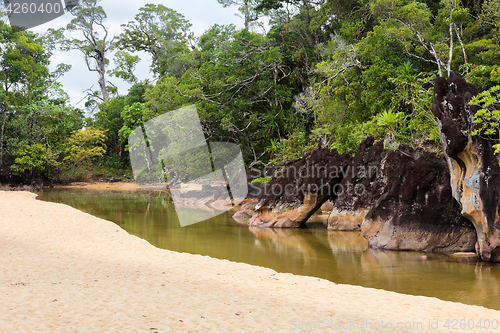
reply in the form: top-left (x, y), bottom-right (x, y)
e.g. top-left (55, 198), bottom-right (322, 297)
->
top-left (249, 176), bottom-right (271, 184)
top-left (269, 130), bottom-right (307, 164)
top-left (375, 110), bottom-right (405, 150)
top-left (469, 85), bottom-right (500, 158)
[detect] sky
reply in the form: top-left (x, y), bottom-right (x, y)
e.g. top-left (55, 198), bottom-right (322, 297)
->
top-left (25, 0), bottom-right (248, 109)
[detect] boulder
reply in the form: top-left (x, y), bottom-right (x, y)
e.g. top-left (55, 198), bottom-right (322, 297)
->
top-left (31, 178), bottom-right (43, 188)
top-left (232, 201), bottom-right (258, 223)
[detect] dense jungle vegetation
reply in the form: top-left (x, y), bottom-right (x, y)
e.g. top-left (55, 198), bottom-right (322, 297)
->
top-left (0, 0), bottom-right (499, 183)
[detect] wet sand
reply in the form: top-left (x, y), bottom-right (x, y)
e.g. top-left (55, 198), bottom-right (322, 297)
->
top-left (1, 191), bottom-right (499, 332)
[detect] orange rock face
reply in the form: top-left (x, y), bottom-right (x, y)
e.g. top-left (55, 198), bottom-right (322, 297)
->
top-left (432, 72), bottom-right (500, 261)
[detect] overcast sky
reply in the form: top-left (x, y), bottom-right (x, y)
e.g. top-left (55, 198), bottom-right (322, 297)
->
top-left (27, 0), bottom-right (248, 109)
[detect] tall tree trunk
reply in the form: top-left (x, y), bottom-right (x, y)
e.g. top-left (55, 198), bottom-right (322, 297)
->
top-left (0, 104), bottom-right (7, 169)
top-left (244, 0), bottom-right (250, 29)
top-left (97, 48), bottom-right (108, 102)
top-left (455, 24), bottom-right (468, 64)
top-left (446, 3), bottom-right (455, 76)
top-left (98, 65), bottom-right (108, 102)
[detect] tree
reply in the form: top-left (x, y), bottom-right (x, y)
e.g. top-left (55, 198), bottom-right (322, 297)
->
top-left (10, 143), bottom-right (58, 179)
top-left (65, 0), bottom-right (113, 102)
top-left (388, 62), bottom-right (438, 144)
top-left (467, 85), bottom-right (500, 163)
top-left (143, 26), bottom-right (305, 164)
top-left (265, 1), bottom-right (337, 95)
top-left (370, 0), bottom-right (468, 77)
top-left (109, 50), bottom-right (139, 84)
top-left (118, 102), bottom-right (145, 144)
top-left (94, 96), bottom-right (126, 149)
top-left (217, 0), bottom-right (264, 29)
top-left (0, 18), bottom-right (87, 181)
top-left (375, 110), bottom-right (405, 149)
top-left (64, 127), bottom-right (107, 176)
top-left (92, 82), bottom-right (152, 170)
top-left (0, 21), bottom-right (51, 171)
top-left (481, 0), bottom-right (500, 41)
top-left (254, 0), bottom-right (322, 11)
top-left (116, 4), bottom-right (193, 78)
top-left (0, 21), bottom-right (19, 169)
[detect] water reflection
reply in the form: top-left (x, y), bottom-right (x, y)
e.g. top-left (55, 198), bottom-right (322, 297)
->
top-left (38, 189), bottom-right (500, 310)
top-left (327, 231), bottom-right (369, 253)
top-left (249, 227), bottom-right (321, 265)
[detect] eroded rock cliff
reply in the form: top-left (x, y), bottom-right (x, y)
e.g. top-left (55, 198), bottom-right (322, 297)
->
top-left (432, 72), bottom-right (500, 261)
top-left (248, 149), bottom-right (350, 228)
top-left (328, 138), bottom-right (385, 231)
top-left (361, 149), bottom-right (476, 253)
top-left (245, 135), bottom-right (476, 253)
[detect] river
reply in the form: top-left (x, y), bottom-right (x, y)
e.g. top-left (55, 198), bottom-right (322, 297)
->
top-left (38, 188), bottom-right (500, 310)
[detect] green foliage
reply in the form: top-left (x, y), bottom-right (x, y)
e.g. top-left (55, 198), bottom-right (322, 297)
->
top-left (375, 110), bottom-right (405, 132)
top-left (250, 176), bottom-right (272, 184)
top-left (93, 150), bottom-right (131, 178)
top-left (331, 121), bottom-right (379, 154)
top-left (109, 50), bottom-right (140, 84)
top-left (116, 4), bottom-right (193, 78)
top-left (0, 22), bottom-right (86, 181)
top-left (216, 0), bottom-right (264, 29)
top-left (482, 0), bottom-right (500, 42)
top-left (143, 76), bottom-right (188, 119)
top-left (142, 25), bottom-right (307, 165)
top-left (468, 85), bottom-right (500, 164)
top-left (119, 102), bottom-right (145, 143)
top-left (64, 127), bottom-right (107, 176)
top-left (11, 144), bottom-right (58, 177)
top-left (374, 110), bottom-right (404, 149)
top-left (388, 66), bottom-right (439, 145)
top-left (4, 0), bottom-right (500, 181)
top-left (493, 143), bottom-right (500, 155)
top-left (269, 130), bottom-right (307, 164)
top-left (95, 96), bottom-right (126, 147)
top-left (126, 81), bottom-right (152, 105)
top-left (469, 85), bottom-right (500, 137)
top-left (93, 82), bottom-right (155, 174)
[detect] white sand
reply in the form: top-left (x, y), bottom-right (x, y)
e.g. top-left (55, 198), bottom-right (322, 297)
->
top-left (1, 191), bottom-right (499, 332)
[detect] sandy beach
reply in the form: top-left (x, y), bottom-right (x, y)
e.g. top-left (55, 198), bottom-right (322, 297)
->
top-left (1, 191), bottom-right (500, 332)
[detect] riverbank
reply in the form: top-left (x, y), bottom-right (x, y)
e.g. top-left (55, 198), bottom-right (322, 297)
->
top-left (1, 191), bottom-right (499, 332)
top-left (52, 180), bottom-right (218, 195)
top-left (53, 180), bottom-right (147, 191)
